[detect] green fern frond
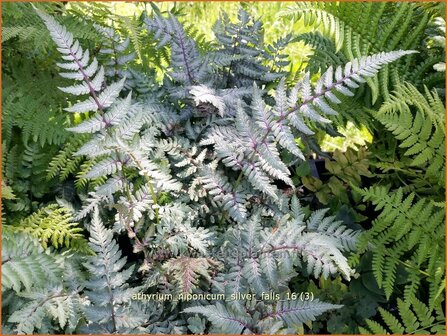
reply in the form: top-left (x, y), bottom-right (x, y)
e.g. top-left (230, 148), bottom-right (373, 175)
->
top-left (361, 297), bottom-right (445, 335)
top-left (353, 186), bottom-right (445, 301)
top-left (5, 204), bottom-right (92, 254)
top-left (47, 135), bottom-right (88, 181)
top-left (282, 2), bottom-right (440, 101)
top-left (377, 82), bottom-right (445, 186)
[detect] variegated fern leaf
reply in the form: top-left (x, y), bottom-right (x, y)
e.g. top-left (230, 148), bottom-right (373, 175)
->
top-left (81, 209), bottom-right (144, 333)
top-left (183, 196), bottom-right (357, 333)
top-left (37, 8), bottom-right (182, 234)
top-left (201, 50), bottom-right (415, 219)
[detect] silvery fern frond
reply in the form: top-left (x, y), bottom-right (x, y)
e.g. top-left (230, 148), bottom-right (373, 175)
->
top-left (184, 303), bottom-right (252, 334)
top-left (264, 299), bottom-right (343, 329)
top-left (145, 13), bottom-right (208, 88)
top-left (95, 24), bottom-right (136, 83)
top-left (35, 9), bottom-right (125, 114)
top-left (201, 166), bottom-right (248, 223)
top-left (83, 209), bottom-right (141, 333)
top-left (202, 50), bottom-right (415, 207)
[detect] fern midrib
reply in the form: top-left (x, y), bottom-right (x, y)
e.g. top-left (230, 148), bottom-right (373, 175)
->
top-left (411, 321), bottom-right (446, 335)
top-left (28, 289), bottom-right (69, 317)
top-left (177, 30), bottom-right (195, 85)
top-left (146, 20), bottom-right (195, 85)
top-left (70, 52), bottom-right (105, 112)
top-left (262, 305), bottom-right (311, 320)
top-left (214, 312), bottom-right (253, 333)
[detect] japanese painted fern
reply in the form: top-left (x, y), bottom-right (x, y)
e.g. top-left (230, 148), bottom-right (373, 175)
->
top-left (1, 5), bottom-right (418, 335)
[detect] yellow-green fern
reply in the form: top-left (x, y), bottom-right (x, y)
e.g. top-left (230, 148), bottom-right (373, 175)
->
top-left (5, 204), bottom-right (92, 254)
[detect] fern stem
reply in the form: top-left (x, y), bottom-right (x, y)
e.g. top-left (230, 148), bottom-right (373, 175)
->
top-left (412, 322), bottom-right (445, 334)
top-left (104, 268), bottom-right (118, 332)
top-left (69, 51), bottom-right (105, 114)
top-left (398, 260), bottom-right (430, 277)
top-left (177, 30), bottom-right (194, 85)
top-left (28, 289), bottom-right (72, 317)
top-left (146, 20), bottom-right (195, 85)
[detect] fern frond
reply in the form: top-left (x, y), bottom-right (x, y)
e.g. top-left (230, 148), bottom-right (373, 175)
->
top-left (145, 12), bottom-right (207, 87)
top-left (83, 208), bottom-right (141, 333)
top-left (354, 186), bottom-right (445, 301)
top-left (5, 204), bottom-right (91, 254)
top-left (204, 50), bottom-right (413, 206)
top-left (163, 257), bottom-right (221, 294)
top-left (184, 303), bottom-right (252, 334)
top-left (36, 8), bottom-right (124, 114)
top-left (361, 297), bottom-right (445, 335)
top-left (264, 299), bottom-right (342, 329)
top-left (281, 2), bottom-right (435, 100)
top-left (377, 82), bottom-right (445, 186)
top-left (201, 166), bottom-right (248, 223)
top-left (8, 286), bottom-right (82, 334)
top-left (2, 232), bottom-right (62, 292)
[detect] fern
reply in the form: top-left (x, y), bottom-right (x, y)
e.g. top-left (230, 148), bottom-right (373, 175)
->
top-left (7, 286), bottom-right (83, 334)
top-left (360, 297), bottom-right (445, 335)
top-left (376, 82), bottom-right (445, 187)
top-left (47, 135), bottom-right (88, 181)
top-left (353, 186), bottom-right (445, 302)
top-left (4, 204), bottom-right (91, 254)
top-left (183, 197), bottom-right (358, 333)
top-left (163, 257), bottom-right (221, 294)
top-left (82, 208), bottom-right (142, 333)
top-left (211, 9), bottom-right (286, 88)
top-left (202, 50), bottom-right (414, 214)
top-left (145, 12), bottom-right (207, 89)
top-left (2, 232), bottom-right (63, 293)
top-left (16, 5), bottom-right (442, 334)
top-left (280, 2), bottom-right (442, 102)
